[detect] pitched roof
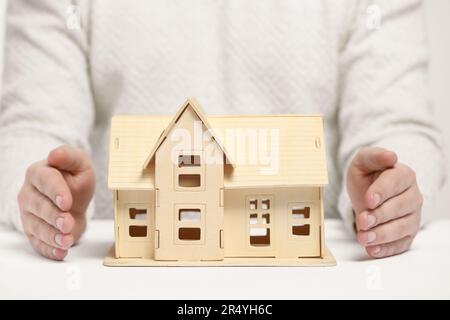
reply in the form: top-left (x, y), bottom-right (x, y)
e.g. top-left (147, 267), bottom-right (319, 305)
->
top-left (142, 98), bottom-right (235, 169)
top-left (108, 112), bottom-right (328, 190)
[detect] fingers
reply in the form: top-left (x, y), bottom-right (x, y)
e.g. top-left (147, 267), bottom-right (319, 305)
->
top-left (365, 164), bottom-right (416, 209)
top-left (357, 211), bottom-right (420, 247)
top-left (26, 163), bottom-right (72, 212)
top-left (19, 183), bottom-right (75, 234)
top-left (28, 234), bottom-right (68, 261)
top-left (357, 184), bottom-right (423, 231)
top-left (352, 147), bottom-right (397, 174)
top-left (48, 145), bottom-right (92, 174)
top-left (21, 211), bottom-right (74, 249)
top-left (366, 236), bottom-right (413, 259)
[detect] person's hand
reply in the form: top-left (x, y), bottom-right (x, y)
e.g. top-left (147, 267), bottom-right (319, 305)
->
top-left (347, 147), bottom-right (423, 258)
top-left (18, 145), bottom-right (95, 261)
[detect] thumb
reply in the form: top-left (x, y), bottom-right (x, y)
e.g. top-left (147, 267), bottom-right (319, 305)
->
top-left (352, 147), bottom-right (397, 173)
top-left (47, 145), bottom-right (92, 174)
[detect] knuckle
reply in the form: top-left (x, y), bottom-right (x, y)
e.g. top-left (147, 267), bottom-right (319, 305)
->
top-left (404, 236), bottom-right (413, 250)
top-left (409, 168), bottom-right (417, 181)
top-left (17, 187), bottom-right (26, 207)
top-left (416, 193), bottom-right (424, 208)
top-left (25, 165), bottom-right (37, 181)
top-left (20, 211), bottom-right (29, 233)
top-left (352, 148), bottom-right (366, 166)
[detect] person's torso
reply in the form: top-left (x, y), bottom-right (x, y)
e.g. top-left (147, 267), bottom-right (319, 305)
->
top-left (86, 0), bottom-right (357, 218)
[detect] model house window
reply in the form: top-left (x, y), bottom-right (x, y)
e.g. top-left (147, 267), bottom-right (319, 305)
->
top-left (247, 196), bottom-right (273, 247)
top-left (289, 204), bottom-right (311, 236)
top-left (249, 199), bottom-right (257, 210)
top-left (129, 225), bottom-right (147, 237)
top-left (129, 208), bottom-right (147, 220)
top-left (175, 205), bottom-right (205, 243)
top-left (179, 209), bottom-right (201, 221)
top-left (178, 174), bottom-right (201, 187)
top-left (127, 207), bottom-right (149, 238)
top-left (175, 151), bottom-right (204, 190)
top-left (178, 155), bottom-right (201, 167)
top-left (178, 227), bottom-right (201, 240)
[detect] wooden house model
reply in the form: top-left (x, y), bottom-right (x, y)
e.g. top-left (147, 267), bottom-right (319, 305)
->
top-left (104, 98), bottom-right (335, 266)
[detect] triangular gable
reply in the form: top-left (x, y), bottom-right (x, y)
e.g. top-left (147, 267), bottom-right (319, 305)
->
top-left (142, 98), bottom-right (235, 169)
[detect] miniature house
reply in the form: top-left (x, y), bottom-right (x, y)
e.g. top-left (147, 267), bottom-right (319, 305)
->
top-left (104, 98), bottom-right (335, 266)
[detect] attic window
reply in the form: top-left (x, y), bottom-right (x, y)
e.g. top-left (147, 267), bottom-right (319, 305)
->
top-left (178, 155), bottom-right (201, 167)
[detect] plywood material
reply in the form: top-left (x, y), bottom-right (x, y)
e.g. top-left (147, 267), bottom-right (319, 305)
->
top-left (104, 245), bottom-right (336, 267)
top-left (109, 115), bottom-right (328, 189)
top-left (107, 98), bottom-right (333, 266)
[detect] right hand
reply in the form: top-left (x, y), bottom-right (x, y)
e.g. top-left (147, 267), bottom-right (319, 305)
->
top-left (18, 145), bottom-right (96, 260)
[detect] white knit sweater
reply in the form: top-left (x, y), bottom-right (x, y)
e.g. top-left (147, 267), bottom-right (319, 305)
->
top-left (0, 0), bottom-right (445, 233)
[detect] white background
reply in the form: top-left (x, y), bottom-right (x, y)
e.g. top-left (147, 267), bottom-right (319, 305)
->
top-left (0, 0), bottom-right (448, 216)
top-left (2, 219), bottom-right (450, 299)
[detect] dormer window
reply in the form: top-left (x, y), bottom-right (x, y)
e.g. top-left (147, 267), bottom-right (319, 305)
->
top-left (175, 151), bottom-right (204, 191)
top-left (178, 155), bottom-right (201, 167)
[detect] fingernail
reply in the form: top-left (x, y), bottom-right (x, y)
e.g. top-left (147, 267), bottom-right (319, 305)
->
top-left (56, 217), bottom-right (64, 231)
top-left (371, 193), bottom-right (381, 207)
top-left (55, 195), bottom-right (63, 210)
top-left (55, 234), bottom-right (63, 247)
top-left (52, 248), bottom-right (58, 257)
top-left (372, 246), bottom-right (381, 255)
top-left (367, 231), bottom-right (377, 243)
top-left (367, 214), bottom-right (377, 228)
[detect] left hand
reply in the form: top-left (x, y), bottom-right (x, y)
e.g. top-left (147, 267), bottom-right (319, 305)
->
top-left (347, 147), bottom-right (423, 258)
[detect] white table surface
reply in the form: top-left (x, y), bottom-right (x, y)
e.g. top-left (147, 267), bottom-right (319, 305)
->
top-left (1, 218), bottom-right (449, 299)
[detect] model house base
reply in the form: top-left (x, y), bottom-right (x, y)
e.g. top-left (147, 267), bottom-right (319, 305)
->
top-left (103, 246), bottom-right (336, 266)
top-left (105, 98), bottom-right (336, 267)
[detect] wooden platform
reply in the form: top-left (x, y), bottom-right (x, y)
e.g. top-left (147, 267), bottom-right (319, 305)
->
top-left (103, 246), bottom-right (336, 267)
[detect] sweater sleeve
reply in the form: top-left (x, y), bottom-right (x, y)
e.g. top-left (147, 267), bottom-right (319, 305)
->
top-left (337, 0), bottom-right (446, 234)
top-left (0, 0), bottom-right (95, 231)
